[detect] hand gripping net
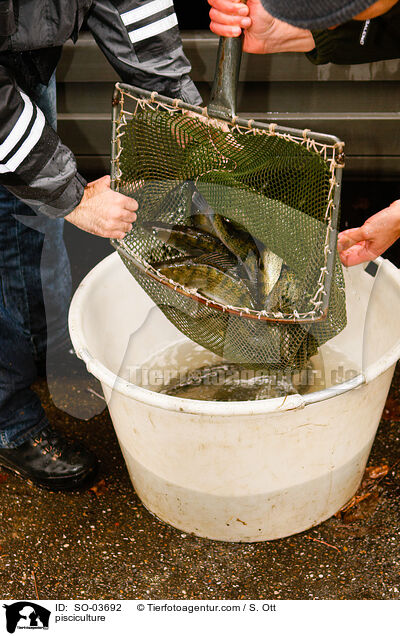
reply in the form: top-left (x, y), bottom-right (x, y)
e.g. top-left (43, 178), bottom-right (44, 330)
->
top-left (111, 83), bottom-right (346, 371)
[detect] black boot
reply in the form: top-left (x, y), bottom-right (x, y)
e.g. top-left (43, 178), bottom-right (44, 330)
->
top-left (0, 425), bottom-right (98, 491)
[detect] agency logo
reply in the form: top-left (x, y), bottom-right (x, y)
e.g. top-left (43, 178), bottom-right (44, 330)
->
top-left (3, 602), bottom-right (50, 634)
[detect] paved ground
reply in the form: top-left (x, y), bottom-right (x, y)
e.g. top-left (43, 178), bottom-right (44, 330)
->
top-left (0, 365), bottom-right (399, 601)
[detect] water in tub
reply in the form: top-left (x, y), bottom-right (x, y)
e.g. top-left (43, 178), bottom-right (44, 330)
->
top-left (114, 305), bottom-right (360, 401)
top-left (133, 339), bottom-right (360, 401)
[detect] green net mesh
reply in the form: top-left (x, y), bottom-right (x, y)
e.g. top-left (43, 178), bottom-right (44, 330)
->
top-left (111, 84), bottom-right (347, 371)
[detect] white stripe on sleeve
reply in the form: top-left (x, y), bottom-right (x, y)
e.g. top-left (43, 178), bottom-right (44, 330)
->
top-left (128, 12), bottom-right (178, 44)
top-left (121, 0), bottom-right (174, 26)
top-left (0, 92), bottom-right (34, 161)
top-left (0, 108), bottom-right (45, 174)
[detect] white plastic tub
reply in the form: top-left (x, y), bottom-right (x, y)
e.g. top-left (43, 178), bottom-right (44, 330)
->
top-left (69, 253), bottom-right (400, 541)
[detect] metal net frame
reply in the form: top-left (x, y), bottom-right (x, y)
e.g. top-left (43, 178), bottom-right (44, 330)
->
top-left (110, 82), bottom-right (346, 370)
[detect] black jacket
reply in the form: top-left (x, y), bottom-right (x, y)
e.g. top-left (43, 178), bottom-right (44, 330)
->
top-left (307, 2), bottom-right (400, 65)
top-left (0, 0), bottom-right (201, 218)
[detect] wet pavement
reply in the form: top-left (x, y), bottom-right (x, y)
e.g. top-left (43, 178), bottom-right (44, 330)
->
top-left (1, 364), bottom-right (400, 601)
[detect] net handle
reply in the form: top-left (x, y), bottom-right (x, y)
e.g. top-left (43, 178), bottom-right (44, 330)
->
top-left (208, 34), bottom-right (243, 120)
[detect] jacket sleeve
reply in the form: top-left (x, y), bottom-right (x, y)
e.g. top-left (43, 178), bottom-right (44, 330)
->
top-left (0, 65), bottom-right (86, 218)
top-left (307, 6), bottom-right (400, 65)
top-left (86, 0), bottom-right (202, 105)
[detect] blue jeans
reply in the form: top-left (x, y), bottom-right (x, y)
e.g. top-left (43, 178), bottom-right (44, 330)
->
top-left (0, 74), bottom-right (72, 448)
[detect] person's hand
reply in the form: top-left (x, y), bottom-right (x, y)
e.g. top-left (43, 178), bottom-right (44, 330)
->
top-left (337, 200), bottom-right (400, 267)
top-left (65, 175), bottom-right (138, 239)
top-left (208, 0), bottom-right (315, 54)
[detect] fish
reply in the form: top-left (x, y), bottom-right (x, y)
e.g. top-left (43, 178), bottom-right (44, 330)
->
top-left (159, 362), bottom-right (297, 401)
top-left (264, 266), bottom-right (303, 314)
top-left (193, 251), bottom-right (238, 271)
top-left (258, 245), bottom-right (284, 309)
top-left (144, 184), bottom-right (292, 313)
top-left (190, 189), bottom-right (257, 261)
top-left (156, 259), bottom-right (256, 309)
top-left (188, 189), bottom-right (292, 310)
top-left (190, 189), bottom-right (260, 288)
top-left (151, 255), bottom-right (192, 269)
top-left (141, 220), bottom-right (233, 258)
top-left (152, 251), bottom-right (238, 273)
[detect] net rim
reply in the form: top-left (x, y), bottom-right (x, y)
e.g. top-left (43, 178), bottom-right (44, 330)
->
top-left (114, 82), bottom-right (345, 152)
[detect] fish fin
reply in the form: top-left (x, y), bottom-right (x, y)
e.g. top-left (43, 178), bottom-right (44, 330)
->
top-left (194, 251), bottom-right (237, 271)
